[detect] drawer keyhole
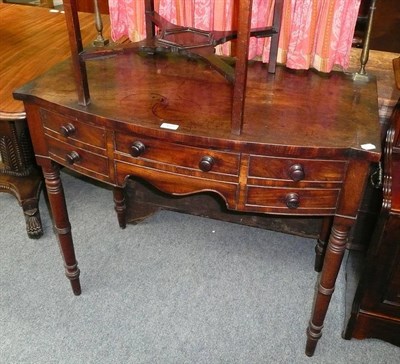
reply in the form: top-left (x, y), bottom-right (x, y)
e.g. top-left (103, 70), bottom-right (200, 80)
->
top-left (199, 156), bottom-right (215, 172)
top-left (130, 141), bottom-right (146, 157)
top-left (285, 193), bottom-right (300, 209)
top-left (66, 151), bottom-right (81, 165)
top-left (289, 164), bottom-right (305, 181)
top-left (60, 123), bottom-right (76, 137)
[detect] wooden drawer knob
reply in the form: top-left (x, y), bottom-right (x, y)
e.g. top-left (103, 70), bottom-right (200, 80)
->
top-left (199, 156), bottom-right (215, 172)
top-left (130, 141), bottom-right (146, 157)
top-left (66, 151), bottom-right (81, 165)
top-left (285, 193), bottom-right (300, 209)
top-left (289, 164), bottom-right (305, 181)
top-left (60, 123), bottom-right (76, 137)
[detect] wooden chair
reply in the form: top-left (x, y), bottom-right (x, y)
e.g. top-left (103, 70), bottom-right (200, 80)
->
top-left (63, 0), bottom-right (284, 135)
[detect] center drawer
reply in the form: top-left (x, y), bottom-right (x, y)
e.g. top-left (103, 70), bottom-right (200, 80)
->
top-left (114, 133), bottom-right (240, 176)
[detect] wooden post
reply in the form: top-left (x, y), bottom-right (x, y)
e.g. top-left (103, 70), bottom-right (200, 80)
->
top-left (63, 0), bottom-right (91, 105)
top-left (231, 0), bottom-right (252, 135)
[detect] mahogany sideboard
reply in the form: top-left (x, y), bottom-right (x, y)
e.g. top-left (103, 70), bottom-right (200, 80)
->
top-left (14, 46), bottom-right (382, 355)
top-left (124, 49), bottom-right (400, 251)
top-left (0, 3), bottom-right (110, 237)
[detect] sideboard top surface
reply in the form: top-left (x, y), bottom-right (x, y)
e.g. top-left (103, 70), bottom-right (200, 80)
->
top-left (14, 52), bottom-right (381, 160)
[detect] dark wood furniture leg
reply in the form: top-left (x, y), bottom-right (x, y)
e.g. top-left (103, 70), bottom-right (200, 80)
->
top-left (113, 187), bottom-right (126, 229)
top-left (64, 0), bottom-right (91, 106)
top-left (144, 0), bottom-right (156, 38)
top-left (42, 162), bottom-right (81, 295)
top-left (267, 0), bottom-right (284, 73)
top-left (306, 218), bottom-right (351, 356)
top-left (314, 216), bottom-right (333, 272)
top-left (0, 119), bottom-right (43, 238)
top-left (0, 171), bottom-right (43, 238)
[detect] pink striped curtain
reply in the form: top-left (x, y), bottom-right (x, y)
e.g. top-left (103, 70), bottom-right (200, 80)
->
top-left (108, 0), bottom-right (361, 72)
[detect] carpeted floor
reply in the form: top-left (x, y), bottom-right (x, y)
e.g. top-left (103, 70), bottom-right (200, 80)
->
top-left (1, 170), bottom-right (398, 363)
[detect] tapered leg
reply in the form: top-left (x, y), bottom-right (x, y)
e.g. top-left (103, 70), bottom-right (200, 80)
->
top-left (43, 163), bottom-right (81, 295)
top-left (306, 221), bottom-right (350, 356)
top-left (314, 216), bottom-right (334, 272)
top-left (113, 187), bottom-right (126, 229)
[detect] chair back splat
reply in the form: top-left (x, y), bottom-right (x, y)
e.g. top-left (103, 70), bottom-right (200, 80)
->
top-left (63, 0), bottom-right (283, 135)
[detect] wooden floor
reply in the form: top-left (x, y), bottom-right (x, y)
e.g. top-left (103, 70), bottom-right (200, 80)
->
top-left (3, 0), bottom-right (51, 7)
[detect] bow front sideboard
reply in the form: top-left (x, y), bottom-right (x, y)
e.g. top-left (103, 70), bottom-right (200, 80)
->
top-left (10, 0), bottom-right (383, 352)
top-left (14, 49), bottom-right (382, 356)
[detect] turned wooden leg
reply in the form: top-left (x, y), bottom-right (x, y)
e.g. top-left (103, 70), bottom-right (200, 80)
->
top-left (113, 187), bottom-right (126, 229)
top-left (314, 216), bottom-right (333, 272)
top-left (43, 163), bottom-right (81, 295)
top-left (306, 221), bottom-right (350, 356)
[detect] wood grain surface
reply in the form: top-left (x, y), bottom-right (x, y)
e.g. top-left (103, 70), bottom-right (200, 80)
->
top-left (0, 3), bottom-right (110, 118)
top-left (14, 51), bottom-right (382, 161)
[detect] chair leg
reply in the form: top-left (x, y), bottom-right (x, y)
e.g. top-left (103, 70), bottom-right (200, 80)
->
top-left (63, 0), bottom-right (91, 105)
top-left (231, 0), bottom-right (253, 135)
top-left (113, 187), bottom-right (126, 229)
top-left (268, 0), bottom-right (284, 73)
top-left (144, 0), bottom-right (156, 38)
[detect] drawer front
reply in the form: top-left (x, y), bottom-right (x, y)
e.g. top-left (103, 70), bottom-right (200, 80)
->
top-left (115, 133), bottom-right (240, 176)
top-left (47, 136), bottom-right (109, 178)
top-left (246, 186), bottom-right (339, 211)
top-left (41, 109), bottom-right (106, 149)
top-left (248, 156), bottom-right (346, 182)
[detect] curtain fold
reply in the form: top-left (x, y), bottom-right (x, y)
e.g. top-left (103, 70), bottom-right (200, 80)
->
top-left (108, 0), bottom-right (361, 73)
